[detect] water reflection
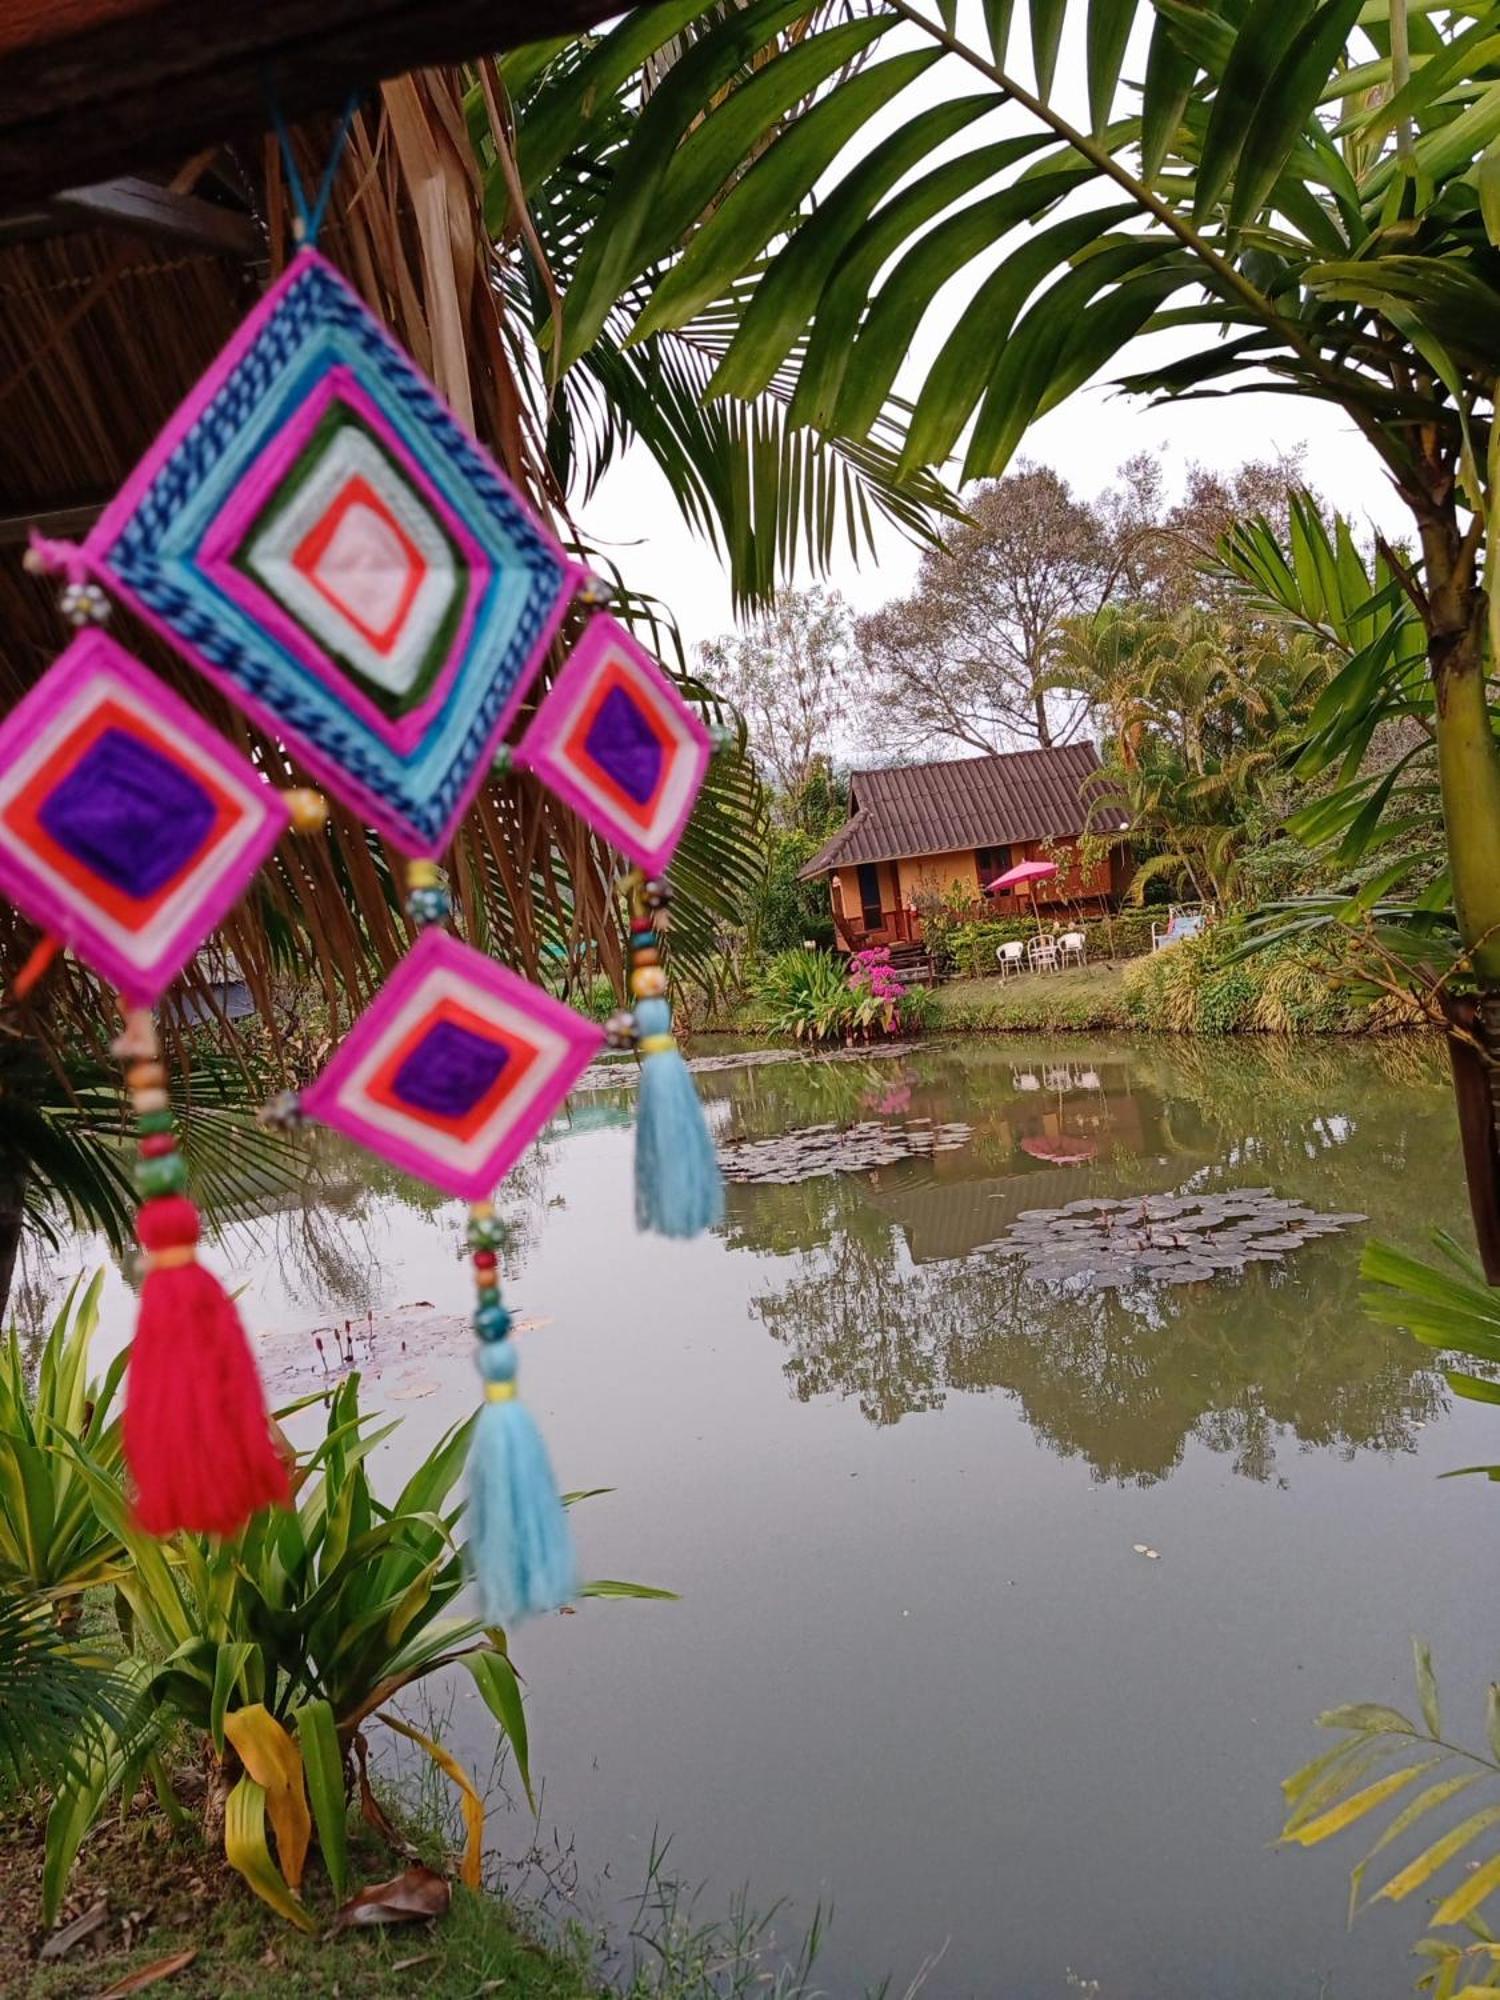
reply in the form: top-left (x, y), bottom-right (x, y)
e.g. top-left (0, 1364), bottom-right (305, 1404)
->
top-left (68, 1029), bottom-right (1477, 1998)
top-left (700, 1038), bottom-right (1452, 1481)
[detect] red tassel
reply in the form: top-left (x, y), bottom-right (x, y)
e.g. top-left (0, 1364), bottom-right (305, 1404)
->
top-left (124, 1196), bottom-right (290, 1537)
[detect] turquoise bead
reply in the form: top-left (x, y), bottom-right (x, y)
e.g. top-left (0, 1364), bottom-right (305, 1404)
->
top-left (406, 884), bottom-right (452, 927)
top-left (476, 1339), bottom-right (519, 1383)
top-left (474, 1300), bottom-right (513, 1342)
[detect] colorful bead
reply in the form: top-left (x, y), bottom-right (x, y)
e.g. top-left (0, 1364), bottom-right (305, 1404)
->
top-left (135, 1108), bottom-right (175, 1136)
top-left (474, 1300), bottom-right (513, 1342)
top-left (604, 1009), bottom-right (638, 1049)
top-left (111, 1010), bottom-right (158, 1061)
top-left (475, 1268), bottom-right (500, 1293)
top-left (629, 929), bottom-right (657, 952)
top-left (284, 787), bottom-right (329, 834)
top-left (643, 878), bottom-right (671, 907)
top-left (632, 947), bottom-right (660, 969)
top-left (131, 1085), bottom-right (169, 1115)
top-left (135, 1151), bottom-right (188, 1198)
top-left (473, 1249), bottom-right (498, 1272)
top-left (407, 859), bottom-right (442, 888)
top-left (467, 1212), bottom-right (505, 1252)
top-left (126, 1060), bottom-right (166, 1091)
top-left (406, 883), bottom-right (452, 927)
top-left (138, 1133), bottom-right (177, 1159)
top-left (631, 965), bottom-right (667, 1000)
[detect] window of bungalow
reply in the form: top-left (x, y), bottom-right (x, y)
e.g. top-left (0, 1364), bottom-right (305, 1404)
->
top-left (856, 861), bottom-right (883, 928)
top-left (975, 844), bottom-right (1012, 889)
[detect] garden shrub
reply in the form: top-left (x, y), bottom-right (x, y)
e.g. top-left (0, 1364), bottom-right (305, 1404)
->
top-left (928, 903), bottom-right (1162, 979)
top-left (1120, 924), bottom-right (1412, 1035)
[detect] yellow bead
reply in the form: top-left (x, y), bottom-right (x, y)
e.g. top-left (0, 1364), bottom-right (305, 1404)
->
top-left (631, 965), bottom-right (667, 1000)
top-left (407, 859), bottom-right (441, 888)
top-left (470, 1200), bottom-right (495, 1221)
top-left (284, 787), bottom-right (329, 834)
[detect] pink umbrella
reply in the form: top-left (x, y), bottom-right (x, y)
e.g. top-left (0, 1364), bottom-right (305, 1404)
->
top-left (1021, 1134), bottom-right (1098, 1165)
top-left (985, 858), bottom-right (1059, 893)
top-left (985, 857), bottom-right (1058, 936)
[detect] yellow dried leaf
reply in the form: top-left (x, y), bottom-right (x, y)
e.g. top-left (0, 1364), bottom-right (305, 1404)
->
top-left (379, 1710), bottom-right (484, 1889)
top-left (223, 1704), bottom-right (312, 1893)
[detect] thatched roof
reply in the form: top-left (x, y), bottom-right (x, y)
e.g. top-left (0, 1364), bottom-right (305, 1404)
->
top-left (0, 2), bottom-right (638, 203)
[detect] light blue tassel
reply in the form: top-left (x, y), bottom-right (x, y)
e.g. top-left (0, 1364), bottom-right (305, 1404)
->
top-left (467, 1340), bottom-right (577, 1626)
top-left (633, 995), bottom-right (724, 1239)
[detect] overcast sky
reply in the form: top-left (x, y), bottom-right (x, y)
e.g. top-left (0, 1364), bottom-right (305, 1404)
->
top-left (582, 4), bottom-right (1409, 676)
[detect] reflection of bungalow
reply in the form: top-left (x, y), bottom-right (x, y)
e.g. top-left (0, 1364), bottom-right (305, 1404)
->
top-left (799, 743), bottom-right (1131, 952)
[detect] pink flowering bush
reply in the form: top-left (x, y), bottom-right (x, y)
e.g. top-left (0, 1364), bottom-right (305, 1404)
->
top-left (849, 947), bottom-right (908, 1038)
top-left (754, 947), bottom-right (937, 1044)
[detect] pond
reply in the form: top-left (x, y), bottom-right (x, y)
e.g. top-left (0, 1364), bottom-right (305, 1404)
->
top-left (52, 1033), bottom-right (1500, 1998)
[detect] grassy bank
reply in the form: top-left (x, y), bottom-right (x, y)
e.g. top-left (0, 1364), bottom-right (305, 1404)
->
top-left (702, 937), bottom-right (1431, 1040)
top-left (930, 963), bottom-right (1130, 1031)
top-left (3, 1780), bottom-right (602, 1999)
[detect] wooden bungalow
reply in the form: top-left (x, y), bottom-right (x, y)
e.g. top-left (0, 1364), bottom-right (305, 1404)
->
top-left (799, 742), bottom-right (1131, 953)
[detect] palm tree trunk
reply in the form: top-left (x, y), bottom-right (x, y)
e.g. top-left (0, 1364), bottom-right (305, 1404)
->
top-left (1423, 517), bottom-right (1500, 1277)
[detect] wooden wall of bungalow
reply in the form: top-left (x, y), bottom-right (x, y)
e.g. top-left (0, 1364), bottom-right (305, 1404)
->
top-left (827, 836), bottom-right (1131, 951)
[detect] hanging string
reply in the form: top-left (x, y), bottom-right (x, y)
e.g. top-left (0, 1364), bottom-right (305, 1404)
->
top-left (270, 91), bottom-right (359, 249)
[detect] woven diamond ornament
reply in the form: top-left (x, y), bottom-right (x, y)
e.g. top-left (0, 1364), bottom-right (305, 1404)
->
top-left (0, 632), bottom-right (289, 1005)
top-left (301, 928), bottom-right (603, 1200)
top-left (79, 250), bottom-right (586, 857)
top-left (517, 613), bottom-right (712, 875)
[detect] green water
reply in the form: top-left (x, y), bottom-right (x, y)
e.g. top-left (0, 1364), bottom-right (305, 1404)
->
top-left (78, 1034), bottom-right (1499, 1995)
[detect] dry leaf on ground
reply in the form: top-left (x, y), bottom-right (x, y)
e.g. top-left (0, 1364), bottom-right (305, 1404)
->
top-left (331, 1863), bottom-right (451, 1930)
top-left (91, 1949), bottom-right (198, 1997)
top-left (39, 1899), bottom-right (108, 1960)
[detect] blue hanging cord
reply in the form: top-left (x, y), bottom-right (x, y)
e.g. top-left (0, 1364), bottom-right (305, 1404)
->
top-left (271, 91), bottom-right (359, 249)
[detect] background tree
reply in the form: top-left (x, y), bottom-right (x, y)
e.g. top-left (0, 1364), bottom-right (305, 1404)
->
top-left (1045, 600), bottom-right (1333, 906)
top-left (855, 464), bottom-right (1107, 755)
top-left (700, 587), bottom-right (855, 812)
top-left (855, 454), bottom-right (1307, 760)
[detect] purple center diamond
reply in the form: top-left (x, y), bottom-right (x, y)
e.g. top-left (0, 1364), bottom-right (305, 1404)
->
top-left (39, 727), bottom-right (217, 899)
top-left (585, 686), bottom-right (663, 806)
top-left (390, 1019), bottom-right (510, 1120)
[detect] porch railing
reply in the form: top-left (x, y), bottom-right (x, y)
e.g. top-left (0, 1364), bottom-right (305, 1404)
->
top-left (834, 905), bottom-right (922, 948)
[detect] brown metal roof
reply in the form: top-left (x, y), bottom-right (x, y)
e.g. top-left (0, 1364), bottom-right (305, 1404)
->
top-left (799, 742), bottom-right (1127, 876)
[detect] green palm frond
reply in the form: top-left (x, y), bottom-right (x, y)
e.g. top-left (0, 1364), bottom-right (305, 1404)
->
top-left (0, 1589), bottom-right (132, 1801)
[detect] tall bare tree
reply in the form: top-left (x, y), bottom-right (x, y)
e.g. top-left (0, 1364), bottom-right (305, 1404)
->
top-left (700, 587), bottom-right (855, 814)
top-left (856, 464), bottom-right (1106, 755)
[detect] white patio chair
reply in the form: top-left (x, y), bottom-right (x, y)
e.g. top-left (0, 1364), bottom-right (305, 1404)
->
top-left (1058, 930), bottom-right (1086, 968)
top-left (1013, 1072), bottom-right (1042, 1091)
top-left (996, 940), bottom-right (1025, 980)
top-left (1028, 934), bottom-right (1059, 973)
